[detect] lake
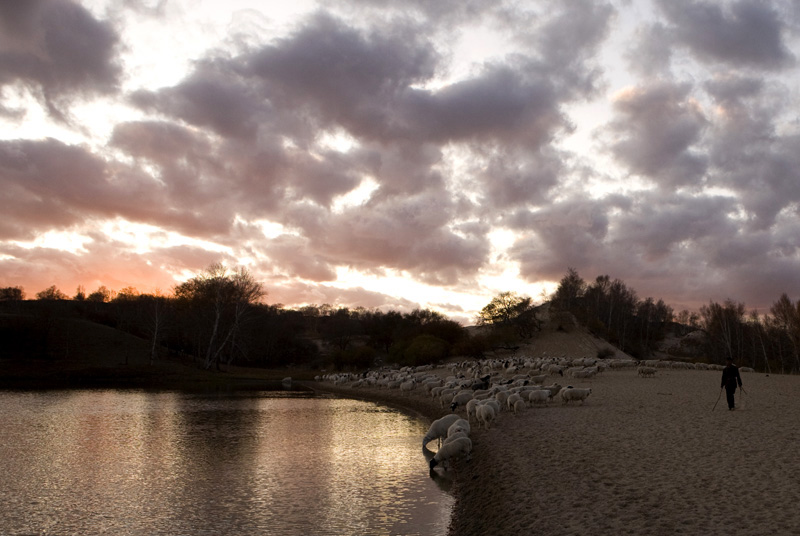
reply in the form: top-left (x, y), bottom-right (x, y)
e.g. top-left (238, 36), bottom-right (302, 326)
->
top-left (0, 389), bottom-right (453, 535)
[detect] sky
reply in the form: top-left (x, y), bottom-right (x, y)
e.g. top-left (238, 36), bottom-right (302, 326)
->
top-left (2, 0), bottom-right (800, 324)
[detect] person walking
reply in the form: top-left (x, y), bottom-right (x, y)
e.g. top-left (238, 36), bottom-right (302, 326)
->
top-left (720, 358), bottom-right (743, 410)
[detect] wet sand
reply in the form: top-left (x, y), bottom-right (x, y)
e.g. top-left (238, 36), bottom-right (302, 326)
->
top-left (314, 367), bottom-right (800, 536)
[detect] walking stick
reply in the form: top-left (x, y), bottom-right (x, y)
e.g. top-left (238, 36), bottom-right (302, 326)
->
top-left (712, 387), bottom-right (723, 411)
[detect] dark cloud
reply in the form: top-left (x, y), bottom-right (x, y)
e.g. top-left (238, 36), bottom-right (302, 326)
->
top-left (262, 234), bottom-right (337, 282)
top-left (0, 0), bottom-right (121, 118)
top-left (473, 149), bottom-right (563, 210)
top-left (613, 193), bottom-right (740, 261)
top-left (507, 196), bottom-right (616, 281)
top-left (305, 190), bottom-right (490, 286)
top-left (525, 0), bottom-right (614, 95)
top-left (0, 138), bottom-right (110, 239)
top-left (244, 12), bottom-right (439, 143)
top-left (656, 0), bottom-right (794, 69)
top-left (0, 135), bottom-right (236, 240)
top-left (130, 61), bottom-right (269, 140)
top-left (399, 63), bottom-right (566, 148)
top-left (625, 23), bottom-right (673, 77)
top-left (506, 184), bottom-right (800, 312)
top-left (606, 81), bottom-right (708, 188)
top-left (703, 74), bottom-right (800, 228)
top-left (6, 1), bottom-right (800, 320)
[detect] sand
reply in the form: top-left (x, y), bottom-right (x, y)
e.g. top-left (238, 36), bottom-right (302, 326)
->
top-left (313, 367), bottom-right (800, 536)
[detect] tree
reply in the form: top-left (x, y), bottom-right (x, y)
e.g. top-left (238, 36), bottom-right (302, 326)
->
top-left (700, 299), bottom-right (746, 364)
top-left (478, 291), bottom-right (525, 326)
top-left (770, 293), bottom-right (800, 371)
top-left (477, 291), bottom-right (542, 343)
top-left (87, 286), bottom-right (112, 303)
top-left (73, 285), bottom-right (86, 301)
top-left (114, 286), bottom-right (140, 302)
top-left (36, 285), bottom-right (67, 300)
top-left (0, 286), bottom-right (25, 301)
top-left (553, 267), bottom-right (585, 311)
top-left (319, 307), bottom-right (362, 352)
top-left (138, 292), bottom-right (170, 365)
top-left (174, 263), bottom-right (266, 370)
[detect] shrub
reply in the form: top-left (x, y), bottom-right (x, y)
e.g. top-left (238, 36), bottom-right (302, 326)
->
top-left (399, 334), bottom-right (449, 367)
top-left (596, 347), bottom-right (616, 359)
top-left (453, 333), bottom-right (490, 359)
top-left (332, 345), bottom-right (376, 371)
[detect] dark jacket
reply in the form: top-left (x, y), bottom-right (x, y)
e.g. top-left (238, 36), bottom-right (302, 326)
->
top-left (721, 364), bottom-right (742, 389)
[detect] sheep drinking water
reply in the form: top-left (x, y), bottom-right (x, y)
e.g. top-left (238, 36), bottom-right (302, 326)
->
top-left (429, 436), bottom-right (472, 475)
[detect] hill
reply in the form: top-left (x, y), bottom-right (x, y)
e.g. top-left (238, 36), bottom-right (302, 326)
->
top-left (0, 313), bottom-right (314, 390)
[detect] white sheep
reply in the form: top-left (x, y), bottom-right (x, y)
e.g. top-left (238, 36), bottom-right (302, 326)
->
top-left (465, 398), bottom-right (481, 423)
top-left (482, 398), bottom-right (501, 414)
top-left (400, 379), bottom-right (416, 393)
top-left (512, 399), bottom-right (526, 415)
top-left (443, 430), bottom-right (469, 446)
top-left (447, 418), bottom-right (471, 438)
top-left (423, 378), bottom-right (443, 392)
top-left (423, 413), bottom-right (463, 447)
top-left (429, 436), bottom-right (472, 474)
top-left (450, 391), bottom-right (474, 411)
top-left (637, 366), bottom-right (657, 378)
top-left (494, 390), bottom-right (510, 409)
top-left (506, 392), bottom-right (523, 411)
top-left (476, 403), bottom-right (496, 430)
top-left (527, 389), bottom-right (551, 406)
top-left (543, 383), bottom-right (562, 399)
top-left (560, 387), bottom-right (592, 405)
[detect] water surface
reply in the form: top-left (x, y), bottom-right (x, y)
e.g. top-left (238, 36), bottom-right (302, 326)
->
top-left (0, 390), bottom-right (453, 535)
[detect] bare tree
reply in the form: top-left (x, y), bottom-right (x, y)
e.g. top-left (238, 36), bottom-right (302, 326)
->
top-left (174, 263), bottom-right (266, 370)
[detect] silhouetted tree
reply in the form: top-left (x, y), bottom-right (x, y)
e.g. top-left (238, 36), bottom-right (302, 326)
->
top-left (553, 267), bottom-right (585, 311)
top-left (477, 291), bottom-right (541, 340)
top-left (174, 263), bottom-right (266, 370)
top-left (770, 293), bottom-right (800, 372)
top-left (36, 285), bottom-right (67, 300)
top-left (87, 286), bottom-right (112, 303)
top-left (0, 286), bottom-right (25, 301)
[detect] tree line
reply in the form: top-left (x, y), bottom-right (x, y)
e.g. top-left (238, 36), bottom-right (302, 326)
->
top-left (0, 264), bottom-right (472, 371)
top-left (551, 267), bottom-right (800, 372)
top-left (4, 265), bottom-right (799, 373)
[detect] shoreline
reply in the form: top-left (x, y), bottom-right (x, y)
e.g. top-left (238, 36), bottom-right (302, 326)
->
top-left (311, 366), bottom-right (800, 536)
top-left (8, 357), bottom-right (800, 535)
top-left (306, 377), bottom-right (503, 536)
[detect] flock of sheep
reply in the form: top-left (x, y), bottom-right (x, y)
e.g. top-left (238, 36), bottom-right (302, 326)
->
top-left (316, 353), bottom-right (754, 475)
top-left (316, 354), bottom-right (625, 473)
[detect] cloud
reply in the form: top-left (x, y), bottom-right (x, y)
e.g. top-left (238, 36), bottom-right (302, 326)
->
top-left (506, 196), bottom-right (616, 281)
top-left (297, 189), bottom-right (490, 285)
top-left (625, 23), bottom-right (673, 77)
top-left (0, 0), bottom-right (121, 119)
top-left (703, 74), bottom-right (800, 228)
top-left (260, 234), bottom-right (337, 282)
top-left (244, 12), bottom-right (439, 142)
top-left (130, 63), bottom-right (268, 140)
top-left (6, 0), bottom-right (800, 322)
top-left (606, 81), bottom-right (708, 188)
top-left (656, 0), bottom-right (794, 69)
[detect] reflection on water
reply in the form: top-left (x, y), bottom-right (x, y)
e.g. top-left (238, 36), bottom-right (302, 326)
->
top-left (0, 390), bottom-right (453, 535)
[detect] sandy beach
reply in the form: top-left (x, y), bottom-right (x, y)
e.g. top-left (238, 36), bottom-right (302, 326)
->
top-left (314, 365), bottom-right (800, 536)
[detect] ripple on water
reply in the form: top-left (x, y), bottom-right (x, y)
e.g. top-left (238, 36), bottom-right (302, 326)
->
top-left (0, 390), bottom-right (453, 536)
